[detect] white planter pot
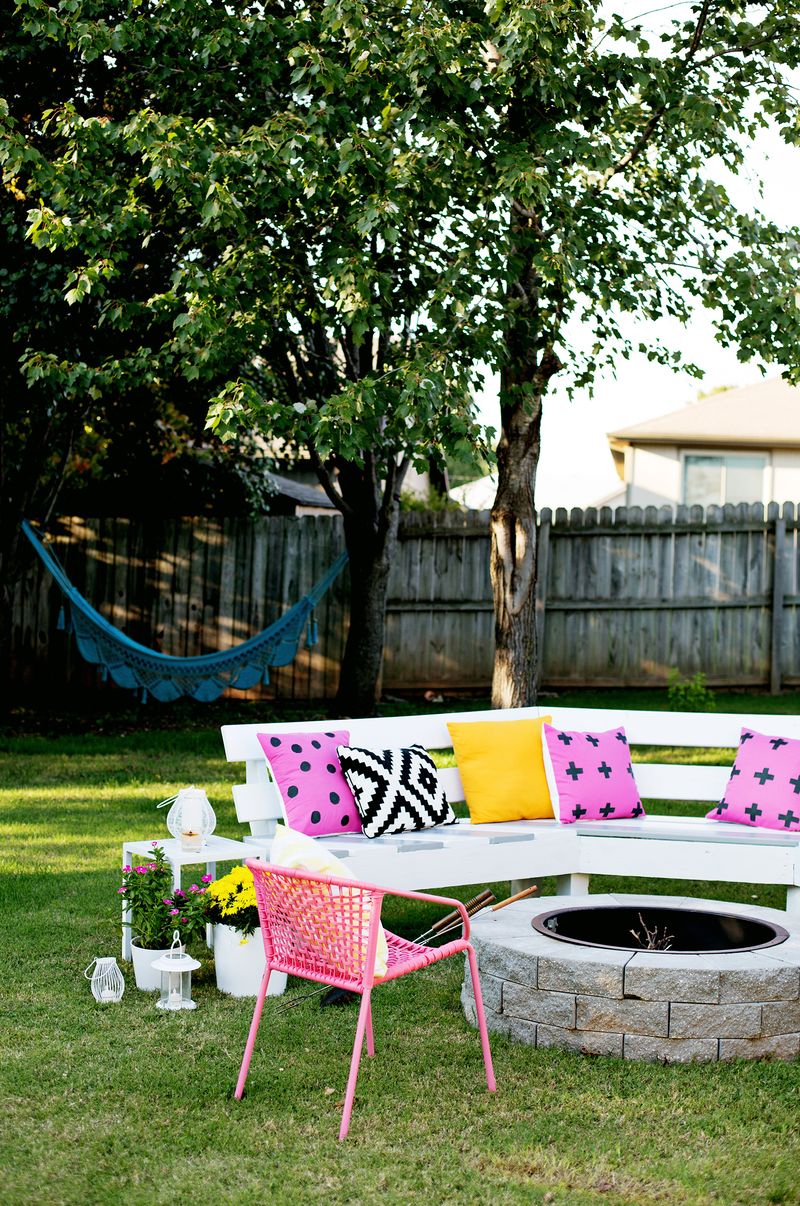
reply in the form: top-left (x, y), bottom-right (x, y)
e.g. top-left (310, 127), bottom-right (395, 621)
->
top-left (213, 924), bottom-right (286, 998)
top-left (131, 940), bottom-right (171, 991)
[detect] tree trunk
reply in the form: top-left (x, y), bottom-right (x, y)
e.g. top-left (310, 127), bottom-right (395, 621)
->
top-left (490, 120), bottom-right (561, 708)
top-left (336, 514), bottom-right (397, 715)
top-left (490, 390), bottom-right (544, 709)
top-left (331, 458), bottom-right (404, 717)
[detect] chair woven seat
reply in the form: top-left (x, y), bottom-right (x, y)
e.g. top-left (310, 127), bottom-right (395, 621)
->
top-left (381, 930), bottom-right (468, 981)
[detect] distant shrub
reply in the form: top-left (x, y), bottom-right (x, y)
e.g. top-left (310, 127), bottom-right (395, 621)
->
top-left (400, 489), bottom-right (461, 513)
top-left (666, 670), bottom-right (716, 712)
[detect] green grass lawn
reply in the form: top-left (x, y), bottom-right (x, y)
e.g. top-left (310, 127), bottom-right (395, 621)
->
top-left (2, 693), bottom-right (799, 1205)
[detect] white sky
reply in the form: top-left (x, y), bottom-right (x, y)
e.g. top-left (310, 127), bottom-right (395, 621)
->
top-left (474, 31), bottom-right (800, 511)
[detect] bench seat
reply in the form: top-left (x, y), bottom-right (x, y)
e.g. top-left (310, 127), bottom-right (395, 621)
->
top-left (221, 706), bottom-right (800, 915)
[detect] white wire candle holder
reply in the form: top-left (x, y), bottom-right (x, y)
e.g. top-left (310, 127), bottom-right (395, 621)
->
top-left (84, 956), bottom-right (125, 1003)
top-left (157, 786), bottom-right (216, 852)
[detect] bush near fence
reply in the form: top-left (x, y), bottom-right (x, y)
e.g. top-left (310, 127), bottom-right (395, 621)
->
top-left (10, 502), bottom-right (799, 700)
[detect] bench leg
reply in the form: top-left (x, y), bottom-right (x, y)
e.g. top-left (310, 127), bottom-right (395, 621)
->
top-left (205, 861), bottom-right (217, 949)
top-left (786, 886), bottom-right (800, 917)
top-left (121, 844), bottom-right (133, 961)
top-left (555, 873), bottom-right (590, 897)
top-left (510, 878), bottom-right (538, 897)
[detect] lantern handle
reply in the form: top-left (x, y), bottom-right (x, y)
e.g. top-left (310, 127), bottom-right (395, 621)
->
top-left (83, 957), bottom-right (98, 979)
top-left (156, 793), bottom-right (179, 810)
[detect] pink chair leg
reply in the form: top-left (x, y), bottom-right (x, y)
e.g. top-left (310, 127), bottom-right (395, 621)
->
top-left (235, 968), bottom-right (272, 1100)
top-left (364, 999), bottom-right (375, 1057)
top-left (339, 990), bottom-right (372, 1140)
top-left (466, 946), bottom-right (497, 1092)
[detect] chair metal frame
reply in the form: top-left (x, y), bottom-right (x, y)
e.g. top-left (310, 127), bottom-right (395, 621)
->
top-left (234, 860), bottom-right (497, 1139)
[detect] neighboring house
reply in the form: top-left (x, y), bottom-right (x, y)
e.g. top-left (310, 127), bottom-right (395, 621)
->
top-left (266, 464), bottom-right (433, 515)
top-left (265, 471), bottom-right (336, 516)
top-left (449, 473), bottom-right (496, 511)
top-left (608, 378), bottom-right (800, 509)
top-left (449, 471), bottom-right (625, 513)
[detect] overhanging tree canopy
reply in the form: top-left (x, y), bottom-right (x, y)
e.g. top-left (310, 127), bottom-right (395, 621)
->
top-left (2, 0), bottom-right (501, 712)
top-left (3, 0), bottom-right (800, 712)
top-left (482, 0), bottom-right (800, 704)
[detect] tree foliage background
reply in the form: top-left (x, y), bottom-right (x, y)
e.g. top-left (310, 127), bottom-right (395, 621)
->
top-left (2, 0), bottom-right (800, 710)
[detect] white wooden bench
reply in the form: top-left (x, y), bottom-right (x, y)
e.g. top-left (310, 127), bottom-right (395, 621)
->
top-left (220, 707), bottom-right (800, 916)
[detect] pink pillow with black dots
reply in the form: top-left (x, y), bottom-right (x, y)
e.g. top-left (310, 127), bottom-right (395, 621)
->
top-left (257, 729), bottom-right (362, 837)
top-left (542, 724), bottom-right (645, 824)
top-left (707, 728), bottom-right (800, 833)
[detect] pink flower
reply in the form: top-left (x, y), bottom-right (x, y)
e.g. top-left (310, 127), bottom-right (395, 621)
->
top-left (188, 884), bottom-right (199, 893)
top-left (201, 874), bottom-right (213, 883)
top-left (122, 865), bottom-right (131, 873)
top-left (147, 863), bottom-right (157, 871)
top-left (151, 840), bottom-right (159, 847)
top-left (117, 887), bottom-right (126, 894)
top-left (135, 866), bottom-right (147, 874)
top-left (162, 898), bottom-right (173, 906)
top-left (174, 888), bottom-right (186, 898)
top-left (170, 908), bottom-right (180, 915)
top-left (180, 916), bottom-right (187, 923)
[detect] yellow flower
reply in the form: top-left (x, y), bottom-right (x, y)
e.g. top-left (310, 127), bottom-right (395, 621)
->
top-left (207, 864), bottom-right (258, 927)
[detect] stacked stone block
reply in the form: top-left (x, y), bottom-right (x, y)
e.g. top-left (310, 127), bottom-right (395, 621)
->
top-left (462, 895), bottom-right (800, 1063)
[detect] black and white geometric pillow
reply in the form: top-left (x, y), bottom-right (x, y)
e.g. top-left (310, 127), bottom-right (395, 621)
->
top-left (336, 743), bottom-right (457, 839)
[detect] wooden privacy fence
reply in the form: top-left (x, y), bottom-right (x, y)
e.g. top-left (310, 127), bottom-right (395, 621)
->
top-left (11, 502), bottom-right (800, 700)
top-left (537, 501), bottom-right (794, 692)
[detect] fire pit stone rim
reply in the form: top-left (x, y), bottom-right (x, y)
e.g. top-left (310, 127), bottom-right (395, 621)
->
top-left (466, 893), bottom-right (800, 1061)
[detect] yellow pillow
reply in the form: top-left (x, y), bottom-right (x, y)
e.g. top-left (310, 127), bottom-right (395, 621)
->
top-left (447, 717), bottom-right (554, 824)
top-left (269, 824), bottom-right (388, 978)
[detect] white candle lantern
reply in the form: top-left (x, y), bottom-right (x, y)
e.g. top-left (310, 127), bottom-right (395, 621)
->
top-left (151, 931), bottom-right (200, 1012)
top-left (158, 786), bottom-right (216, 852)
top-left (84, 956), bottom-right (125, 1003)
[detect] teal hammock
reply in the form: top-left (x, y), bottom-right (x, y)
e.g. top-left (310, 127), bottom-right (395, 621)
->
top-left (22, 519), bottom-right (347, 703)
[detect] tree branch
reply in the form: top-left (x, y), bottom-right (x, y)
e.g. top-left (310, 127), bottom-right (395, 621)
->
top-left (511, 198), bottom-right (542, 228)
top-left (690, 31), bottom-right (796, 72)
top-left (307, 443), bottom-right (353, 517)
top-left (384, 454), bottom-right (410, 510)
top-left (597, 0), bottom-right (716, 189)
top-left (687, 0), bottom-right (712, 54)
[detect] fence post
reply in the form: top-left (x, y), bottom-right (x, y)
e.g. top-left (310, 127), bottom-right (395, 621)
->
top-left (770, 513), bottom-right (786, 695)
top-left (534, 509), bottom-right (551, 695)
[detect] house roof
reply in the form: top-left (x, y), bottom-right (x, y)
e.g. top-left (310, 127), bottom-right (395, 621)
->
top-left (266, 472), bottom-right (335, 509)
top-left (608, 378), bottom-right (800, 449)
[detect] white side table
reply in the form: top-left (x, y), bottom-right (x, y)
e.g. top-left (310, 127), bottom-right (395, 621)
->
top-left (121, 835), bottom-right (255, 961)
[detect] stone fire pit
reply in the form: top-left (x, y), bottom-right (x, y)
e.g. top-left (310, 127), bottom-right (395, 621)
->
top-left (462, 894), bottom-right (800, 1062)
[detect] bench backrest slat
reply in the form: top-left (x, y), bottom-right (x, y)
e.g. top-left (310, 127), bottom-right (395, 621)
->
top-left (545, 707), bottom-right (800, 747)
top-left (220, 707), bottom-right (537, 763)
top-left (221, 708), bottom-right (795, 832)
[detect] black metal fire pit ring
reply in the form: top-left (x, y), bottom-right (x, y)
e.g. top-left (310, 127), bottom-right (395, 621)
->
top-left (531, 903), bottom-right (790, 955)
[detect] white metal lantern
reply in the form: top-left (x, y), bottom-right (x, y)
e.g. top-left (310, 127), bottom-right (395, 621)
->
top-left (158, 786), bottom-right (216, 852)
top-left (151, 931), bottom-right (200, 1012)
top-left (84, 956), bottom-right (125, 1003)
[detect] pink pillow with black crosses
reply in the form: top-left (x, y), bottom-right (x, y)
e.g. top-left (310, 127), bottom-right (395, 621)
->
top-left (542, 724), bottom-right (645, 824)
top-left (257, 729), bottom-right (362, 837)
top-left (707, 728), bottom-right (800, 833)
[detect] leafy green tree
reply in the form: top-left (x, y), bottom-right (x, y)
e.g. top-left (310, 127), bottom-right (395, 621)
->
top-left (484, 0), bottom-right (800, 705)
top-left (0, 3), bottom-right (299, 716)
top-left (2, 0), bottom-right (496, 713)
top-left (0, 7), bottom-right (270, 707)
top-left (0, 9), bottom-right (113, 706)
top-left (5, 0), bottom-right (800, 715)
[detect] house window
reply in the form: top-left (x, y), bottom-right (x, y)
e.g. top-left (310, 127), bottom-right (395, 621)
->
top-left (683, 454), bottom-right (767, 507)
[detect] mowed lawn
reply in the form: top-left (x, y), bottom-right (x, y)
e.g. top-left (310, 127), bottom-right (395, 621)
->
top-left (1, 693), bottom-right (799, 1206)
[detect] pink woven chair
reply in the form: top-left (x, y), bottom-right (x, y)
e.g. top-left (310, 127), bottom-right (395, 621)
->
top-left (235, 859), bottom-right (497, 1139)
